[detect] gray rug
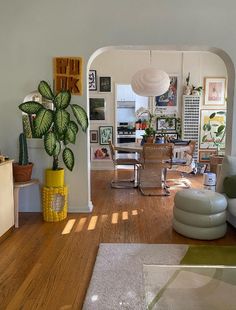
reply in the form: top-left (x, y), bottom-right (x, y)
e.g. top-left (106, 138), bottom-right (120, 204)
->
top-left (83, 243), bottom-right (188, 310)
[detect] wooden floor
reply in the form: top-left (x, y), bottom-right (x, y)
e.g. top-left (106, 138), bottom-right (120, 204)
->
top-left (0, 170), bottom-right (236, 309)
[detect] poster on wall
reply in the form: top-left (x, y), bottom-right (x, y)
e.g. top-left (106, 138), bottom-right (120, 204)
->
top-left (204, 77), bottom-right (226, 106)
top-left (155, 76), bottom-right (178, 108)
top-left (89, 98), bottom-right (105, 120)
top-left (53, 57), bottom-right (83, 95)
top-left (200, 109), bottom-right (226, 149)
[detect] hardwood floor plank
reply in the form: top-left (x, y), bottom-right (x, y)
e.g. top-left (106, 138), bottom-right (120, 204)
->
top-left (0, 170), bottom-right (236, 309)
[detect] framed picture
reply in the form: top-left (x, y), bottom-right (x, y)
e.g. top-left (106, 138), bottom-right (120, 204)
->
top-left (204, 77), bottom-right (226, 106)
top-left (99, 76), bottom-right (111, 92)
top-left (200, 109), bottom-right (226, 149)
top-left (199, 150), bottom-right (217, 163)
top-left (90, 130), bottom-right (98, 143)
top-left (91, 146), bottom-right (111, 160)
top-left (99, 126), bottom-right (113, 145)
top-left (155, 76), bottom-right (178, 107)
top-left (89, 70), bottom-right (97, 91)
top-left (156, 117), bottom-right (176, 132)
top-left (89, 98), bottom-right (105, 120)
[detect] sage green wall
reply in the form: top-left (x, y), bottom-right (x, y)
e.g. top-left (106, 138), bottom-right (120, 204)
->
top-left (0, 0), bottom-right (235, 212)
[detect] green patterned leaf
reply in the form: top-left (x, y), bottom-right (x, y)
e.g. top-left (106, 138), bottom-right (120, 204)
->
top-left (209, 112), bottom-right (216, 119)
top-left (71, 104), bottom-right (88, 132)
top-left (38, 81), bottom-right (54, 100)
top-left (34, 108), bottom-right (53, 137)
top-left (68, 121), bottom-right (79, 134)
top-left (54, 91), bottom-right (71, 109)
top-left (63, 147), bottom-right (74, 171)
top-left (202, 135), bottom-right (208, 142)
top-left (53, 140), bottom-right (61, 156)
top-left (65, 127), bottom-right (76, 144)
top-left (54, 109), bottom-right (70, 135)
top-left (217, 125), bottom-right (225, 133)
top-left (44, 132), bottom-right (56, 156)
top-left (19, 101), bottom-right (43, 114)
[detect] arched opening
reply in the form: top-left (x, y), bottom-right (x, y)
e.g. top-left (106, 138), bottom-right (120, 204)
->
top-left (87, 45), bottom-right (234, 204)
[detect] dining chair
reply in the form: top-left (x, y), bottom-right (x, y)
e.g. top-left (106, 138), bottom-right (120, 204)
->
top-left (108, 141), bottom-right (142, 188)
top-left (167, 140), bottom-right (196, 188)
top-left (139, 143), bottom-right (173, 196)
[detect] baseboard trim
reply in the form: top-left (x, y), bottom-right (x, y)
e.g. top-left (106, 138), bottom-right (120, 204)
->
top-left (68, 200), bottom-right (94, 213)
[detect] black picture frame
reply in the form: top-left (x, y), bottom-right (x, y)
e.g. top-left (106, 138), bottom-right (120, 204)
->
top-left (99, 76), bottom-right (111, 92)
top-left (99, 126), bottom-right (113, 145)
top-left (90, 130), bottom-right (98, 143)
top-left (156, 117), bottom-right (177, 132)
top-left (89, 70), bottom-right (97, 91)
top-left (89, 98), bottom-right (105, 120)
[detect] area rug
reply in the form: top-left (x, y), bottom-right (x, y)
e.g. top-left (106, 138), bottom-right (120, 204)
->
top-left (83, 244), bottom-right (236, 309)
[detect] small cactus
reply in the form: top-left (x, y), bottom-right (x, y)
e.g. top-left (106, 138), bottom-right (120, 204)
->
top-left (19, 133), bottom-right (29, 165)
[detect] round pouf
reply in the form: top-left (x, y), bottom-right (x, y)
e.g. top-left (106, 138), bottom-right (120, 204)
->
top-left (173, 189), bottom-right (227, 240)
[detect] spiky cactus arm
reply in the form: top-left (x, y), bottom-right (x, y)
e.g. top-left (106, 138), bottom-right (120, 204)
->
top-left (19, 133), bottom-right (29, 165)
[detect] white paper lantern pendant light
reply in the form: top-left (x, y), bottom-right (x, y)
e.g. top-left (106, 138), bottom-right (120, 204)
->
top-left (131, 51), bottom-right (170, 97)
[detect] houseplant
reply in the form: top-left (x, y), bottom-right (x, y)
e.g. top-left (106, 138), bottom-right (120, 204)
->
top-left (13, 132), bottom-right (33, 182)
top-left (19, 80), bottom-right (88, 174)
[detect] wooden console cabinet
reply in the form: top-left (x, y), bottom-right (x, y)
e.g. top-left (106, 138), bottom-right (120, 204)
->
top-left (0, 160), bottom-right (14, 238)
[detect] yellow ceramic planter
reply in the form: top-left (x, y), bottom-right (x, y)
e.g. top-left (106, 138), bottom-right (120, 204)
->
top-left (45, 168), bottom-right (64, 187)
top-left (42, 185), bottom-right (68, 222)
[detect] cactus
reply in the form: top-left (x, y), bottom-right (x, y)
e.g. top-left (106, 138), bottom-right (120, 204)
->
top-left (19, 133), bottom-right (29, 165)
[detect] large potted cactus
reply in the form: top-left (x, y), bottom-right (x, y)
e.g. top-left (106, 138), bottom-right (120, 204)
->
top-left (13, 133), bottom-right (33, 182)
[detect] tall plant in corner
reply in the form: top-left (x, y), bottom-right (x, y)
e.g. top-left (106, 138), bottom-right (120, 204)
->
top-left (19, 81), bottom-right (88, 171)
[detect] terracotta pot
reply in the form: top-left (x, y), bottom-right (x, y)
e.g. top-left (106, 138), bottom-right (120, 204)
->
top-left (13, 162), bottom-right (33, 182)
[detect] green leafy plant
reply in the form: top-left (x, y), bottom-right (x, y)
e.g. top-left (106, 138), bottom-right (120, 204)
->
top-left (19, 81), bottom-right (88, 171)
top-left (202, 111), bottom-right (226, 154)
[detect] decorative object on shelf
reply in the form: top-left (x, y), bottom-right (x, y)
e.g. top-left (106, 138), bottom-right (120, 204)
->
top-left (200, 110), bottom-right (226, 152)
top-left (90, 130), bottom-right (98, 143)
top-left (53, 57), bottom-right (83, 95)
top-left (89, 70), bottom-right (97, 91)
top-left (99, 76), bottom-right (111, 92)
top-left (99, 126), bottom-right (113, 145)
top-left (131, 51), bottom-right (170, 97)
top-left (13, 133), bottom-right (33, 182)
top-left (89, 98), bottom-right (105, 120)
top-left (204, 77), bottom-right (226, 106)
top-left (199, 150), bottom-right (217, 163)
top-left (19, 80), bottom-right (88, 222)
top-left (155, 76), bottom-right (178, 107)
top-left (183, 72), bottom-right (193, 95)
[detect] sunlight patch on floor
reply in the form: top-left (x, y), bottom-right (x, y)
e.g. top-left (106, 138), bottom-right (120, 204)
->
top-left (75, 218), bottom-right (87, 232)
top-left (122, 211), bottom-right (128, 220)
top-left (112, 212), bottom-right (119, 224)
top-left (88, 216), bottom-right (98, 230)
top-left (62, 219), bottom-right (76, 235)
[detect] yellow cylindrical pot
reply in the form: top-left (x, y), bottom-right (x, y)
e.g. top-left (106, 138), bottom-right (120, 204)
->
top-left (42, 185), bottom-right (68, 222)
top-left (45, 168), bottom-right (64, 187)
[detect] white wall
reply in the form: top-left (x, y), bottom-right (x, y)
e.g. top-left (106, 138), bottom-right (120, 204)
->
top-left (0, 0), bottom-right (235, 212)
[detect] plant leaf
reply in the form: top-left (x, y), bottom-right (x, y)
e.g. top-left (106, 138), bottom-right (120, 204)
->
top-left (71, 104), bottom-right (88, 132)
top-left (68, 120), bottom-right (79, 134)
top-left (206, 124), bottom-right (211, 131)
top-left (38, 81), bottom-right (54, 100)
top-left (54, 109), bottom-right (70, 135)
top-left (34, 108), bottom-right (53, 137)
top-left (209, 112), bottom-right (216, 119)
top-left (63, 147), bottom-right (74, 171)
top-left (44, 132), bottom-right (56, 156)
top-left (54, 91), bottom-right (71, 109)
top-left (53, 140), bottom-right (61, 156)
top-left (217, 111), bottom-right (226, 115)
top-left (65, 126), bottom-right (76, 144)
top-left (202, 135), bottom-right (208, 142)
top-left (19, 101), bottom-right (43, 114)
top-left (217, 125), bottom-right (225, 133)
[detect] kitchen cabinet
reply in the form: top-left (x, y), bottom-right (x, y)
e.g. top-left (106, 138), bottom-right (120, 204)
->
top-left (117, 84), bottom-right (136, 102)
top-left (0, 160), bottom-right (14, 238)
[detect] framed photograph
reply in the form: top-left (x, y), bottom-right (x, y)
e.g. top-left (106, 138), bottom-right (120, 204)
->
top-left (200, 109), bottom-right (226, 149)
top-left (99, 76), bottom-right (111, 92)
top-left (91, 146), bottom-right (111, 160)
top-left (99, 126), bottom-right (113, 145)
top-left (204, 77), bottom-right (226, 106)
top-left (156, 117), bottom-right (176, 132)
top-left (199, 150), bottom-right (217, 163)
top-left (155, 76), bottom-right (178, 107)
top-left (89, 98), bottom-right (105, 120)
top-left (89, 70), bottom-right (97, 91)
top-left (90, 130), bottom-right (98, 143)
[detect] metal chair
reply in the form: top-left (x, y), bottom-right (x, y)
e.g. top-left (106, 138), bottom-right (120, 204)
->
top-left (139, 143), bottom-right (173, 196)
top-left (109, 141), bottom-right (141, 188)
